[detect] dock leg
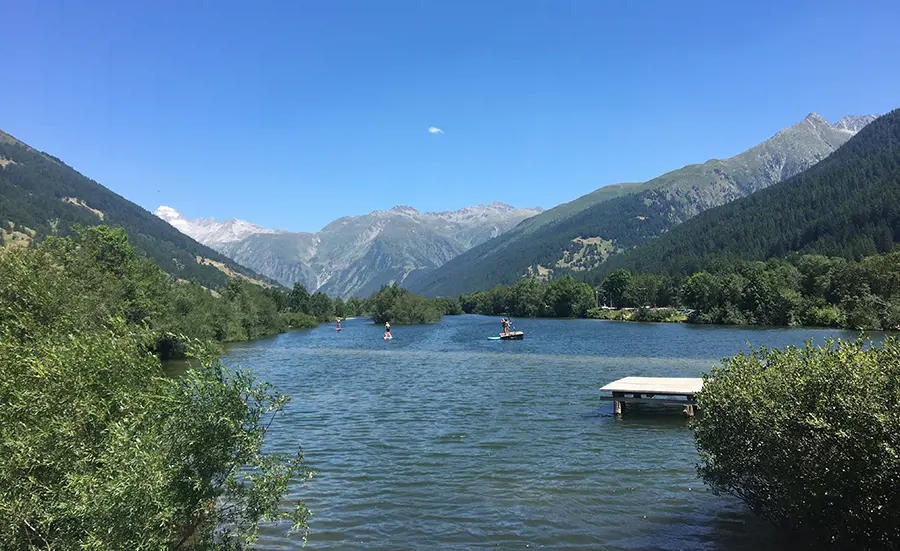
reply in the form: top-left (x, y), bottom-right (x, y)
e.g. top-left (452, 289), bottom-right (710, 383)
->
top-left (613, 392), bottom-right (624, 415)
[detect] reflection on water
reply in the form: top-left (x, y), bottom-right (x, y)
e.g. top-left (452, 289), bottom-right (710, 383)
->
top-left (215, 316), bottom-right (866, 550)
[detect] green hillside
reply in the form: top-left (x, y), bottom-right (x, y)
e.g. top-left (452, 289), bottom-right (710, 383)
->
top-left (409, 113), bottom-right (874, 297)
top-left (593, 108), bottom-right (900, 280)
top-left (0, 129), bottom-right (272, 289)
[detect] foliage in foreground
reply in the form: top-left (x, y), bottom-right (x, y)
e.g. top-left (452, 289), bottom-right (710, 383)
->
top-left (694, 338), bottom-right (900, 548)
top-left (0, 236), bottom-right (311, 548)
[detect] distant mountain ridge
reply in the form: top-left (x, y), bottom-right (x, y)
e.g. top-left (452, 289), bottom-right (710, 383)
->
top-left (408, 112), bottom-right (879, 297)
top-left (593, 108), bottom-right (900, 278)
top-left (156, 201), bottom-right (542, 298)
top-left (0, 129), bottom-right (272, 289)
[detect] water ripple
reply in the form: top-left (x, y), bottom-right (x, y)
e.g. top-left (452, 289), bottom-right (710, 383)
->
top-left (229, 316), bottom-right (861, 550)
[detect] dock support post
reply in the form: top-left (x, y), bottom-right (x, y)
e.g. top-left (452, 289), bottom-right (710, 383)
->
top-left (613, 392), bottom-right (624, 415)
top-left (683, 396), bottom-right (695, 417)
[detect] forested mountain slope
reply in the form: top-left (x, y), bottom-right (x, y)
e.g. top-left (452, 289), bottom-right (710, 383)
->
top-left (409, 113), bottom-right (877, 297)
top-left (0, 130), bottom-right (271, 288)
top-left (590, 108), bottom-right (900, 279)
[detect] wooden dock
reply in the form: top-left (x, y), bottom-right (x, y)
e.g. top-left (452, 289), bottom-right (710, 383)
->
top-left (600, 376), bottom-right (704, 416)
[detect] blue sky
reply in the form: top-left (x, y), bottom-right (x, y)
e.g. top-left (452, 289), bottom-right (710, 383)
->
top-left (4, 0), bottom-right (899, 232)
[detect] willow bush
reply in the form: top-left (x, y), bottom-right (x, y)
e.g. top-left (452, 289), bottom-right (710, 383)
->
top-left (0, 229), bottom-right (311, 549)
top-left (694, 338), bottom-right (900, 548)
top-left (0, 329), bottom-right (311, 550)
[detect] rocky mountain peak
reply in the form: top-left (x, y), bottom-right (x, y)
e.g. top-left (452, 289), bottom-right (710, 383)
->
top-left (834, 114), bottom-right (880, 133)
top-left (804, 112), bottom-right (829, 124)
top-left (154, 206), bottom-right (281, 247)
top-left (389, 205), bottom-right (420, 215)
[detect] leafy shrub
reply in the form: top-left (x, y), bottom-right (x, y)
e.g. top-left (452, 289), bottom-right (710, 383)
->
top-left (803, 304), bottom-right (847, 328)
top-left (694, 338), bottom-right (900, 548)
top-left (587, 307), bottom-right (629, 320)
top-left (632, 307), bottom-right (686, 323)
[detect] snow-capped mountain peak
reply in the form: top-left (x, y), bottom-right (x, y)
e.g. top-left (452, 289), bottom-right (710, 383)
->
top-left (153, 206), bottom-right (282, 247)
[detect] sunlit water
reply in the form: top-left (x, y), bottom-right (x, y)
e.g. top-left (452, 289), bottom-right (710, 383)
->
top-left (219, 315), bottom-right (870, 550)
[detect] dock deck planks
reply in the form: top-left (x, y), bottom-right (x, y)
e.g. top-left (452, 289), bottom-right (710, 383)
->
top-left (600, 376), bottom-right (704, 416)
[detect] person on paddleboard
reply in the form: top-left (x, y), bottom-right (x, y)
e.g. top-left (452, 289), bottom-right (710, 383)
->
top-left (501, 317), bottom-right (511, 336)
top-left (385, 321), bottom-right (392, 339)
top-left (336, 319), bottom-right (342, 331)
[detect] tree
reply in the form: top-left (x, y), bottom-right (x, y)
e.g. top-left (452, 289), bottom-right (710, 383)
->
top-left (307, 292), bottom-right (334, 321)
top-left (624, 273), bottom-right (664, 307)
top-left (599, 269), bottom-right (631, 308)
top-left (368, 284), bottom-right (441, 324)
top-left (288, 284), bottom-right (311, 314)
top-left (695, 338), bottom-right (900, 548)
top-left (333, 296), bottom-right (347, 318)
top-left (542, 276), bottom-right (595, 317)
top-left (345, 297), bottom-right (365, 316)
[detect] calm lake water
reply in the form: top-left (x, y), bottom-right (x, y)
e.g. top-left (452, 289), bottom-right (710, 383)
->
top-left (220, 315), bottom-right (871, 550)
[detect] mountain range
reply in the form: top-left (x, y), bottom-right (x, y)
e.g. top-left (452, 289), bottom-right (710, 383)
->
top-left (0, 130), bottom-right (271, 289)
top-left (155, 202), bottom-right (543, 298)
top-left (594, 108), bottom-right (900, 278)
top-left (2, 110), bottom-right (883, 299)
top-left (407, 113), bottom-right (879, 297)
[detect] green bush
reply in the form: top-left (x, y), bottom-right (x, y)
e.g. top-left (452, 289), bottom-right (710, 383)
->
top-left (0, 227), bottom-right (313, 548)
top-left (632, 307), bottom-right (686, 323)
top-left (694, 338), bottom-right (900, 548)
top-left (587, 307), bottom-right (629, 320)
top-left (282, 312), bottom-right (319, 329)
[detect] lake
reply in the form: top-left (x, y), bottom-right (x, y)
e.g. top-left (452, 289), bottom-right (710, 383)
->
top-left (221, 315), bottom-right (868, 550)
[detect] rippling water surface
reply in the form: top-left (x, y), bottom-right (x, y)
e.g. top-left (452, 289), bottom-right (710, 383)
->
top-left (221, 315), bottom-right (864, 550)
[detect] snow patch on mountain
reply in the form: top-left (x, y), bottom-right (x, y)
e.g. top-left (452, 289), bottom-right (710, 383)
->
top-left (154, 206), bottom-right (283, 248)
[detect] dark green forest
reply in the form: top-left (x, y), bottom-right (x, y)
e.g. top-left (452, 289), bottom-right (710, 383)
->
top-left (593, 108), bottom-right (900, 279)
top-left (0, 130), bottom-right (272, 289)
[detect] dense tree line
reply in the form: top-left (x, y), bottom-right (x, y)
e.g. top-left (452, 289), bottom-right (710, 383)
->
top-left (0, 226), bottom-right (309, 548)
top-left (456, 250), bottom-right (900, 331)
top-left (0, 226), bottom-right (319, 360)
top-left (0, 131), bottom-right (271, 289)
top-left (592, 108), bottom-right (900, 280)
top-left (459, 276), bottom-right (596, 318)
top-left (598, 252), bottom-right (900, 329)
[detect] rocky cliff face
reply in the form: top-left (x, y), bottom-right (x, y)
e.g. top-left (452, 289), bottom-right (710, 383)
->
top-left (155, 202), bottom-right (542, 297)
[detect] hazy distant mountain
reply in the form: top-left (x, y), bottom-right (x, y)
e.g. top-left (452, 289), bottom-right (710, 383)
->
top-left (409, 112), bottom-right (879, 297)
top-left (156, 202), bottom-right (542, 297)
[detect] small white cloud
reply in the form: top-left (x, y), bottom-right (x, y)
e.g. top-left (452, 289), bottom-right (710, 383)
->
top-left (428, 126), bottom-right (444, 134)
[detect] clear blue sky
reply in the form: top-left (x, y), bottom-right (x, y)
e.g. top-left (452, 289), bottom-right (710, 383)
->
top-left (4, 0), bottom-right (899, 232)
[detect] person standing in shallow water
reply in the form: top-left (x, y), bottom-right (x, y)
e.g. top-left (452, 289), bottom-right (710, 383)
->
top-left (385, 321), bottom-right (391, 339)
